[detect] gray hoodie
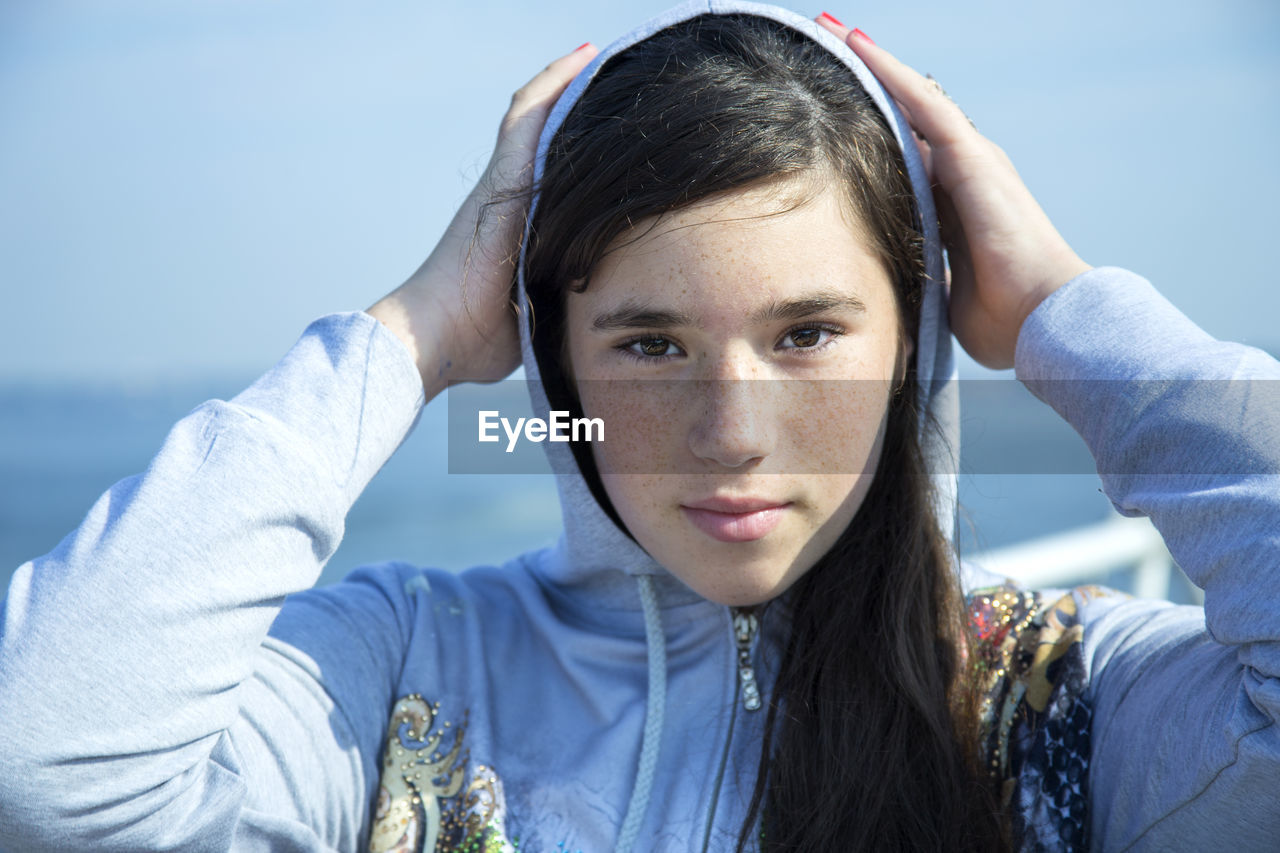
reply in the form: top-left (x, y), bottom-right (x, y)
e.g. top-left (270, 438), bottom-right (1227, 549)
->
top-left (1, 2), bottom-right (1278, 851)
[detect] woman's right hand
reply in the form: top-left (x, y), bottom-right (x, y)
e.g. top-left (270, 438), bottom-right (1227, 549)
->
top-left (367, 43), bottom-right (598, 400)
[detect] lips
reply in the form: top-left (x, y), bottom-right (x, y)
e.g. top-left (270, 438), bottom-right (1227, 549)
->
top-left (680, 497), bottom-right (791, 543)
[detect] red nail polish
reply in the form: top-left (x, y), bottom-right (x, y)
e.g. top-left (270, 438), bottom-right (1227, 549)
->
top-left (851, 28), bottom-right (876, 46)
top-left (818, 11), bottom-right (846, 28)
top-left (573, 42), bottom-right (591, 51)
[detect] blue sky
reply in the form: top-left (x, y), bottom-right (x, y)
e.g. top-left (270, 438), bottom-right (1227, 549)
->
top-left (3, 0), bottom-right (1278, 385)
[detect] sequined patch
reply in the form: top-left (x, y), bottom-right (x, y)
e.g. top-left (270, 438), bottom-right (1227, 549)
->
top-left (968, 584), bottom-right (1119, 853)
top-left (369, 694), bottom-right (516, 853)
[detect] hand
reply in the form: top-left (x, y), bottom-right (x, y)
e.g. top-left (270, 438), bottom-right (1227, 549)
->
top-left (368, 43), bottom-right (599, 399)
top-left (816, 16), bottom-right (1091, 369)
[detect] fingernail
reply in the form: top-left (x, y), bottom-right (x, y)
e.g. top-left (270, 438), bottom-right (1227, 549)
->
top-left (818, 12), bottom-right (846, 28)
top-left (574, 42), bottom-right (591, 52)
top-left (851, 28), bottom-right (876, 45)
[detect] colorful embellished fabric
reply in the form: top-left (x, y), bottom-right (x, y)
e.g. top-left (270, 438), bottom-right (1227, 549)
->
top-left (370, 694), bottom-right (516, 853)
top-left (968, 583), bottom-right (1124, 853)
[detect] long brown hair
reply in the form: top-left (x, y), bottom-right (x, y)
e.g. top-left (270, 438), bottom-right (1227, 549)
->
top-left (522, 14), bottom-right (1005, 851)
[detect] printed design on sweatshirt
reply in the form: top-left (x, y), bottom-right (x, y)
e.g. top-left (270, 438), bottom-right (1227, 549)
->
top-left (968, 584), bottom-right (1121, 853)
top-left (369, 693), bottom-right (516, 853)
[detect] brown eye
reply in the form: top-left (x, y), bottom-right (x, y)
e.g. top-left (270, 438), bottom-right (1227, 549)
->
top-left (628, 337), bottom-right (675, 357)
top-left (788, 328), bottom-right (822, 348)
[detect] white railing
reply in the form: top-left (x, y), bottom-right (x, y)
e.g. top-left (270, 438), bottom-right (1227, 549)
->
top-left (972, 514), bottom-right (1202, 604)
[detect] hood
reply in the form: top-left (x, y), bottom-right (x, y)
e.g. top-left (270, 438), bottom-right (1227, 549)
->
top-left (516, 0), bottom-right (959, 600)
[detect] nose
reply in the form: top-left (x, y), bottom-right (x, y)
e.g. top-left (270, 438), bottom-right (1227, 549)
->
top-left (686, 357), bottom-right (777, 469)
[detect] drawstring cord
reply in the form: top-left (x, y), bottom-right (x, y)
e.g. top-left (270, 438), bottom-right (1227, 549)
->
top-left (615, 573), bottom-right (667, 853)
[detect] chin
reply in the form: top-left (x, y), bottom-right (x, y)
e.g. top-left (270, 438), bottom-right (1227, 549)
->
top-left (674, 553), bottom-right (808, 608)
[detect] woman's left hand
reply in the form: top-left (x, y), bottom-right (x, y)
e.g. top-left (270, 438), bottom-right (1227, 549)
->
top-left (816, 15), bottom-right (1092, 369)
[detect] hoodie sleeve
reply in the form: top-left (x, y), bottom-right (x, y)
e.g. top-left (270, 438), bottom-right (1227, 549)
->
top-left (1014, 267), bottom-right (1280, 851)
top-left (0, 312), bottom-right (426, 851)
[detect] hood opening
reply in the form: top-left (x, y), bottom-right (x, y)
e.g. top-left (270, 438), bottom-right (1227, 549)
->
top-left (515, 0), bottom-right (957, 593)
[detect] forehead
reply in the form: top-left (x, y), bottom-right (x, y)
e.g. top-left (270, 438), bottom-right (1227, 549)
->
top-left (579, 178), bottom-right (894, 320)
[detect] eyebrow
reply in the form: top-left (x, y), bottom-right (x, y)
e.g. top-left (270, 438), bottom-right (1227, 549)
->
top-left (751, 291), bottom-right (867, 324)
top-left (591, 301), bottom-right (697, 332)
top-left (590, 290), bottom-right (867, 332)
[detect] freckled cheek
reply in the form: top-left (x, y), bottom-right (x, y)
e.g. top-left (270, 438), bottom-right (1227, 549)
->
top-left (576, 381), bottom-right (692, 476)
top-left (775, 379), bottom-right (893, 475)
top-left (577, 382), bottom-right (697, 542)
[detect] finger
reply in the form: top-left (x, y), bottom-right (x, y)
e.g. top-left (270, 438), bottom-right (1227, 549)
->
top-left (841, 31), bottom-right (976, 150)
top-left (498, 43), bottom-right (599, 155)
top-left (815, 16), bottom-right (938, 164)
top-left (815, 16), bottom-right (925, 124)
top-left (814, 11), bottom-right (851, 40)
top-left (509, 43), bottom-right (598, 120)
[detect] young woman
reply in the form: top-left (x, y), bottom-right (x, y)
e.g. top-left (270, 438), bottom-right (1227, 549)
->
top-left (1, 3), bottom-right (1277, 852)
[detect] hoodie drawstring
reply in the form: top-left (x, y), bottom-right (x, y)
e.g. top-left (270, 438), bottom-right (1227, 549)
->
top-left (615, 573), bottom-right (667, 853)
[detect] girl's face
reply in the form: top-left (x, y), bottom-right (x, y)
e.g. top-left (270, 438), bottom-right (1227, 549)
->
top-left (564, 176), bottom-right (910, 606)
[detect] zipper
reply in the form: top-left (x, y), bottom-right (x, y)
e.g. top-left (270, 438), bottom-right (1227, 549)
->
top-left (700, 606), bottom-right (762, 852)
top-left (733, 608), bottom-right (762, 712)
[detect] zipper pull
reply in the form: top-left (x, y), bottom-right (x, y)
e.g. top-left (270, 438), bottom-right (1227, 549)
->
top-left (732, 609), bottom-right (761, 712)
